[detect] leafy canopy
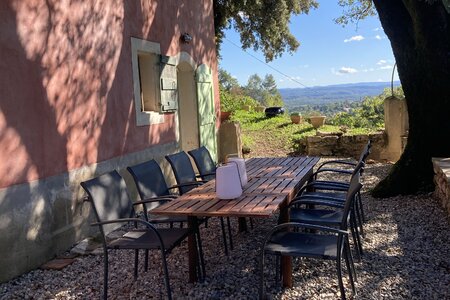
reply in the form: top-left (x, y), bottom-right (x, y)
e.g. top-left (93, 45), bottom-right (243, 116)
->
top-left (213, 0), bottom-right (318, 62)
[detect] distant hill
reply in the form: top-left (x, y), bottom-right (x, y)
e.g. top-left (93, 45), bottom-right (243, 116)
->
top-left (280, 81), bottom-right (401, 108)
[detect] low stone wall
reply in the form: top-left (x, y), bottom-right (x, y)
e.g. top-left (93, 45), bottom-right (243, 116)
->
top-left (305, 132), bottom-right (387, 160)
top-left (432, 158), bottom-right (450, 216)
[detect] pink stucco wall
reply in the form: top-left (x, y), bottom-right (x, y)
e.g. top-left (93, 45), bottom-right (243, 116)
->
top-left (0, 0), bottom-right (219, 188)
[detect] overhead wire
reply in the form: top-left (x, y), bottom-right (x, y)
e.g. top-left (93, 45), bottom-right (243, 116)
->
top-left (224, 37), bottom-right (311, 89)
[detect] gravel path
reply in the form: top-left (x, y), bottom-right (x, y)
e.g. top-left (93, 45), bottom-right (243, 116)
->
top-left (1, 161), bottom-right (449, 299)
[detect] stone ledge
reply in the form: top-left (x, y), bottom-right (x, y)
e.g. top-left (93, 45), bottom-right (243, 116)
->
top-left (432, 157), bottom-right (450, 216)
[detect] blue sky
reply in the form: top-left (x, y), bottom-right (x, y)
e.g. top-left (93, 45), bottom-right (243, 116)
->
top-left (218, 1), bottom-right (399, 88)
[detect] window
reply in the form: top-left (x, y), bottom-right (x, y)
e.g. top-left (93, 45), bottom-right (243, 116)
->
top-left (131, 38), bottom-right (164, 126)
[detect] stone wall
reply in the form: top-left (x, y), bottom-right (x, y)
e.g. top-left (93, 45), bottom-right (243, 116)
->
top-left (306, 132), bottom-right (386, 160)
top-left (432, 158), bottom-right (450, 216)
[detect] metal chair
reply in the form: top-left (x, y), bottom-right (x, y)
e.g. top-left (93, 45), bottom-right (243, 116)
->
top-left (127, 159), bottom-right (188, 226)
top-left (80, 170), bottom-right (204, 300)
top-left (259, 175), bottom-right (362, 300)
top-left (289, 162), bottom-right (365, 259)
top-left (188, 146), bottom-right (217, 181)
top-left (126, 160), bottom-right (206, 276)
top-left (166, 151), bottom-right (233, 255)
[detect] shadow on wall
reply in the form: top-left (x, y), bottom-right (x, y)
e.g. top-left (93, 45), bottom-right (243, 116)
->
top-left (0, 0), bottom-right (218, 282)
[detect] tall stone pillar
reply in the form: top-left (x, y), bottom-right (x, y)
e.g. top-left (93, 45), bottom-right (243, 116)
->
top-left (383, 96), bottom-right (409, 161)
top-left (218, 121), bottom-right (243, 163)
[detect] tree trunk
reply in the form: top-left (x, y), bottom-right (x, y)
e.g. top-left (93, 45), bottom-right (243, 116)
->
top-left (371, 0), bottom-right (450, 197)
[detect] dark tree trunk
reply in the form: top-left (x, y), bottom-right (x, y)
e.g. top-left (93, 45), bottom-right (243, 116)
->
top-left (371, 0), bottom-right (450, 197)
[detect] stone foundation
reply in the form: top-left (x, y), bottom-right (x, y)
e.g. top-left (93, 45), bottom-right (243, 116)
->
top-left (432, 158), bottom-right (450, 216)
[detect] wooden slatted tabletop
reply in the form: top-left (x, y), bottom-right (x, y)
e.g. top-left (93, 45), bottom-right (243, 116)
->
top-left (150, 156), bottom-right (319, 285)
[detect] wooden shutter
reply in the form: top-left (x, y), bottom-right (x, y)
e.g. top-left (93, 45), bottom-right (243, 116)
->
top-left (159, 55), bottom-right (178, 112)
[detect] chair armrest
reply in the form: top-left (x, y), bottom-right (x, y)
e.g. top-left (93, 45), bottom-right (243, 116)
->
top-left (289, 198), bottom-right (344, 209)
top-left (167, 181), bottom-right (204, 191)
top-left (133, 197), bottom-right (173, 207)
top-left (316, 160), bottom-right (357, 171)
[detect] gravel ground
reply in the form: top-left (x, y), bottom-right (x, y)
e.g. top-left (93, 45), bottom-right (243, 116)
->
top-left (1, 161), bottom-right (449, 299)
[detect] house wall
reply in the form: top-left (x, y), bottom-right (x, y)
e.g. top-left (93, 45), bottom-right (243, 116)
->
top-left (0, 0), bottom-right (218, 282)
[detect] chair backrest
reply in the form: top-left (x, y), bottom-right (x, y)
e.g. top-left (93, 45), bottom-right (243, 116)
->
top-left (358, 140), bottom-right (372, 163)
top-left (127, 160), bottom-right (172, 210)
top-left (340, 162), bottom-right (364, 230)
top-left (165, 151), bottom-right (198, 195)
top-left (188, 146), bottom-right (216, 181)
top-left (127, 160), bottom-right (171, 199)
top-left (80, 170), bottom-right (132, 236)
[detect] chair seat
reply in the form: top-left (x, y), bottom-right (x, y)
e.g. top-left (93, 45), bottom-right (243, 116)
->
top-left (290, 208), bottom-right (343, 226)
top-left (108, 228), bottom-right (190, 251)
top-left (265, 231), bottom-right (339, 259)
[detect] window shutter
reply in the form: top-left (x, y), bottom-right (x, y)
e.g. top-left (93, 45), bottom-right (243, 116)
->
top-left (159, 55), bottom-right (178, 112)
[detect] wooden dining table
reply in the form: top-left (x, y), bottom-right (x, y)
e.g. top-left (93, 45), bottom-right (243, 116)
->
top-left (150, 156), bottom-right (319, 287)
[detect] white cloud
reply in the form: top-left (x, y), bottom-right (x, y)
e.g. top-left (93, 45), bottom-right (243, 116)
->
top-left (373, 27), bottom-right (382, 31)
top-left (333, 67), bottom-right (358, 75)
top-left (279, 79), bottom-right (284, 82)
top-left (379, 65), bottom-right (393, 70)
top-left (375, 35), bottom-right (382, 40)
top-left (344, 35), bottom-right (365, 43)
top-left (377, 60), bottom-right (387, 65)
top-left (339, 67), bottom-right (358, 74)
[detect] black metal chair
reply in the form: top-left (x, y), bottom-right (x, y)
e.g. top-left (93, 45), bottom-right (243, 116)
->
top-left (127, 159), bottom-right (188, 226)
top-left (80, 170), bottom-right (204, 300)
top-left (289, 162), bottom-right (365, 259)
top-left (304, 140), bottom-right (371, 226)
top-left (127, 160), bottom-right (206, 275)
top-left (188, 146), bottom-right (217, 181)
top-left (259, 175), bottom-right (362, 300)
top-left (165, 151), bottom-right (233, 255)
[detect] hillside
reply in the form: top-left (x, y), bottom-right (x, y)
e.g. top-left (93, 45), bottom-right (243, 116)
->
top-left (280, 81), bottom-right (401, 109)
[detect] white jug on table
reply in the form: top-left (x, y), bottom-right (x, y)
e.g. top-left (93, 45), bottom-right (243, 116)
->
top-left (227, 157), bottom-right (248, 186)
top-left (215, 161), bottom-right (243, 199)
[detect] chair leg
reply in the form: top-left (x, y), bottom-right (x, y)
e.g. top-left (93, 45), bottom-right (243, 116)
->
top-left (351, 211), bottom-right (364, 256)
top-left (134, 249), bottom-right (139, 279)
top-left (344, 243), bottom-right (356, 296)
top-left (220, 217), bottom-right (229, 256)
top-left (144, 250), bottom-right (149, 271)
top-left (345, 236), bottom-right (357, 282)
top-left (103, 248), bottom-right (108, 300)
top-left (336, 252), bottom-right (346, 300)
top-left (349, 221), bottom-right (362, 261)
top-left (354, 200), bottom-right (365, 238)
top-left (259, 250), bottom-right (266, 300)
top-left (357, 191), bottom-right (366, 223)
top-left (226, 217), bottom-right (234, 250)
top-left (161, 251), bottom-right (172, 300)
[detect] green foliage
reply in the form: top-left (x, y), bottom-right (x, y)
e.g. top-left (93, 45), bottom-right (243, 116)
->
top-left (243, 73), bottom-right (283, 107)
top-left (218, 68), bottom-right (240, 92)
top-left (334, 0), bottom-right (376, 25)
top-left (327, 87), bottom-right (403, 129)
top-left (220, 88), bottom-right (259, 112)
top-left (213, 0), bottom-right (318, 61)
top-left (290, 112), bottom-right (301, 116)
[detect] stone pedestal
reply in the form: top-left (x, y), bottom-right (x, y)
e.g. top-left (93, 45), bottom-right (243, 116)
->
top-left (218, 121), bottom-right (243, 163)
top-left (383, 96), bottom-right (408, 161)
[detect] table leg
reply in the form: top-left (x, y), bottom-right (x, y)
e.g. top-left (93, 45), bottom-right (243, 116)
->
top-left (238, 217), bottom-right (248, 232)
top-left (278, 202), bottom-right (293, 288)
top-left (187, 216), bottom-right (199, 283)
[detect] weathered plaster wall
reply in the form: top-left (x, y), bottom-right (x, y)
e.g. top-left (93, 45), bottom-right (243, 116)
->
top-left (0, 0), bottom-right (218, 281)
